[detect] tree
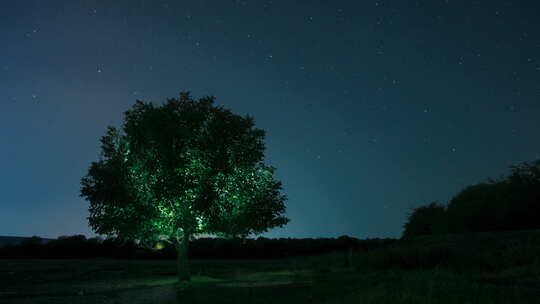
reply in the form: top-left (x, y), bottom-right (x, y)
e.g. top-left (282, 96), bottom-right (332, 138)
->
top-left (506, 160), bottom-right (540, 230)
top-left (445, 181), bottom-right (513, 233)
top-left (437, 159), bottom-right (540, 234)
top-left (402, 202), bottom-right (447, 239)
top-left (80, 92), bottom-right (289, 281)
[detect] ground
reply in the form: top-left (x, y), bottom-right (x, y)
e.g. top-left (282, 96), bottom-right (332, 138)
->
top-left (1, 253), bottom-right (540, 304)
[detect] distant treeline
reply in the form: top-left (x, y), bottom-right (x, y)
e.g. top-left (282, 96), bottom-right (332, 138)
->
top-left (403, 159), bottom-right (540, 238)
top-left (0, 235), bottom-right (395, 259)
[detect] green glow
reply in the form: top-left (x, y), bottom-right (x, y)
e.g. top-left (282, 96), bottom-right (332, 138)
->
top-left (81, 93), bottom-right (289, 280)
top-left (153, 242), bottom-right (165, 250)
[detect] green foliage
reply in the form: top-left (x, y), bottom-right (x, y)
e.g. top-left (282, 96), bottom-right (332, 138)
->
top-left (80, 92), bottom-right (289, 246)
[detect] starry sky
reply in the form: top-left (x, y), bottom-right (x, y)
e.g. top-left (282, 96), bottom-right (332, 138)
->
top-left (1, 1), bottom-right (539, 239)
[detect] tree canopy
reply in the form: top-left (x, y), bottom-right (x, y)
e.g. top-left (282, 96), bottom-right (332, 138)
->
top-left (80, 92), bottom-right (289, 280)
top-left (402, 202), bottom-right (446, 239)
top-left (402, 159), bottom-right (540, 238)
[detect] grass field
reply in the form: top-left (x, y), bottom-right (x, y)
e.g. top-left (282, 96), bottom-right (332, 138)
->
top-left (2, 231), bottom-right (540, 303)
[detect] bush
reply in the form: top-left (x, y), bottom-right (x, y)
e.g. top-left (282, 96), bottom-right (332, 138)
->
top-left (402, 202), bottom-right (447, 239)
top-left (403, 159), bottom-right (540, 238)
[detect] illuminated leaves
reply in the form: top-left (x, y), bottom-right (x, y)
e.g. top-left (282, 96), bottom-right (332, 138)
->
top-left (81, 92), bottom-right (288, 247)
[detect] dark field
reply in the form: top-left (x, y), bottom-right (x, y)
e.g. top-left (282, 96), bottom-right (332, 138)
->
top-left (2, 258), bottom-right (540, 304)
top-left (2, 230), bottom-right (540, 304)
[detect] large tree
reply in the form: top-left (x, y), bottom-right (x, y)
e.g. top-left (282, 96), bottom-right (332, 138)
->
top-left (81, 92), bottom-right (289, 281)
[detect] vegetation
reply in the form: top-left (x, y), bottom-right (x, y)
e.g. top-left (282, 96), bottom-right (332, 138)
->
top-left (403, 159), bottom-right (540, 238)
top-left (2, 230), bottom-right (540, 303)
top-left (402, 202), bottom-right (446, 239)
top-left (80, 92), bottom-right (288, 280)
top-left (0, 235), bottom-right (393, 260)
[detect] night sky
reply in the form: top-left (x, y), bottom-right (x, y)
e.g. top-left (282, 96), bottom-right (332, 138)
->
top-left (1, 1), bottom-right (539, 239)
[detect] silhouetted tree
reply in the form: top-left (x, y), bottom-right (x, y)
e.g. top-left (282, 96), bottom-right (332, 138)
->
top-left (402, 202), bottom-right (446, 238)
top-left (80, 92), bottom-right (289, 281)
top-left (18, 236), bottom-right (44, 258)
top-left (446, 180), bottom-right (513, 233)
top-left (506, 159), bottom-right (540, 230)
top-left (440, 159), bottom-right (540, 234)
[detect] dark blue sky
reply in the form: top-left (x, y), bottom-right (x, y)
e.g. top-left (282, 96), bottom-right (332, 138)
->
top-left (1, 1), bottom-right (539, 239)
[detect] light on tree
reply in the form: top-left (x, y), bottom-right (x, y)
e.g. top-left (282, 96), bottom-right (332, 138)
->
top-left (80, 92), bottom-right (289, 281)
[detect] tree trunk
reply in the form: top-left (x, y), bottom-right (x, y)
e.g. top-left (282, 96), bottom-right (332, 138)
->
top-left (176, 233), bottom-right (191, 281)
